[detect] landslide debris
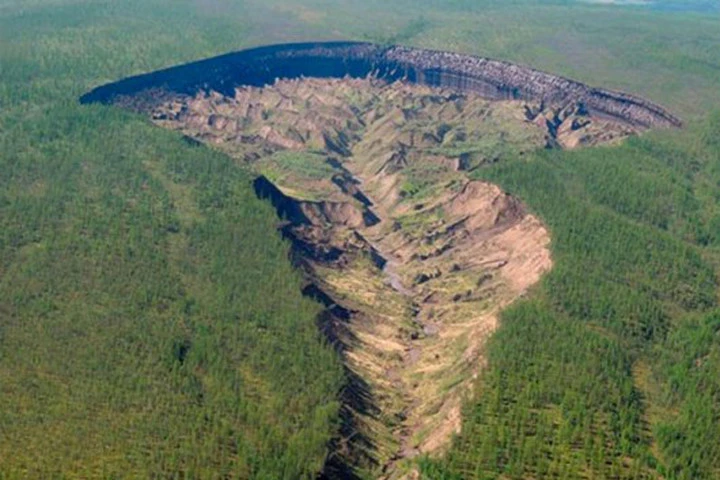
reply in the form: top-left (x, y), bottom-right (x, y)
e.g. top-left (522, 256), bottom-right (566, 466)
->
top-left (110, 75), bottom-right (644, 478)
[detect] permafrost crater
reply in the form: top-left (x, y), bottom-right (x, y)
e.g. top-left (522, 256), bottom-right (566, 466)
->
top-left (82, 42), bottom-right (680, 479)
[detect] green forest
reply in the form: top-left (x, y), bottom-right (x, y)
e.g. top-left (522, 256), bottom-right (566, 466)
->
top-left (2, 0), bottom-right (720, 478)
top-left (0, 83), bottom-right (344, 478)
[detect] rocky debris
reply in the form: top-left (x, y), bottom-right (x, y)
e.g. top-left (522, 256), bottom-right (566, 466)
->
top-left (523, 100), bottom-right (635, 148)
top-left (141, 77), bottom-right (639, 186)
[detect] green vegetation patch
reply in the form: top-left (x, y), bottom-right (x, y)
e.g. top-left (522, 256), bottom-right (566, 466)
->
top-left (254, 150), bottom-right (338, 200)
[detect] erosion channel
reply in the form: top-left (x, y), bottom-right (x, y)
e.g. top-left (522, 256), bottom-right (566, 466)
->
top-left (82, 42), bottom-right (680, 479)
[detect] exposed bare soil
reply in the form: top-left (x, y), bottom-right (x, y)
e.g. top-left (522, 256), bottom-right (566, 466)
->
top-left (121, 76), bottom-right (641, 478)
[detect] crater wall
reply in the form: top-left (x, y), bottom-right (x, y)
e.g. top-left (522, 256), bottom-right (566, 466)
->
top-left (81, 41), bottom-right (681, 129)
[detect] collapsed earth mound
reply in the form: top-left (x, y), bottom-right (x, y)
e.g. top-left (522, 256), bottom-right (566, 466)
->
top-left (82, 43), bottom-right (680, 479)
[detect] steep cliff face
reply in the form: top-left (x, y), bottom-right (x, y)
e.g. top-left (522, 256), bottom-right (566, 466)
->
top-left (82, 41), bottom-right (681, 129)
top-left (381, 46), bottom-right (681, 128)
